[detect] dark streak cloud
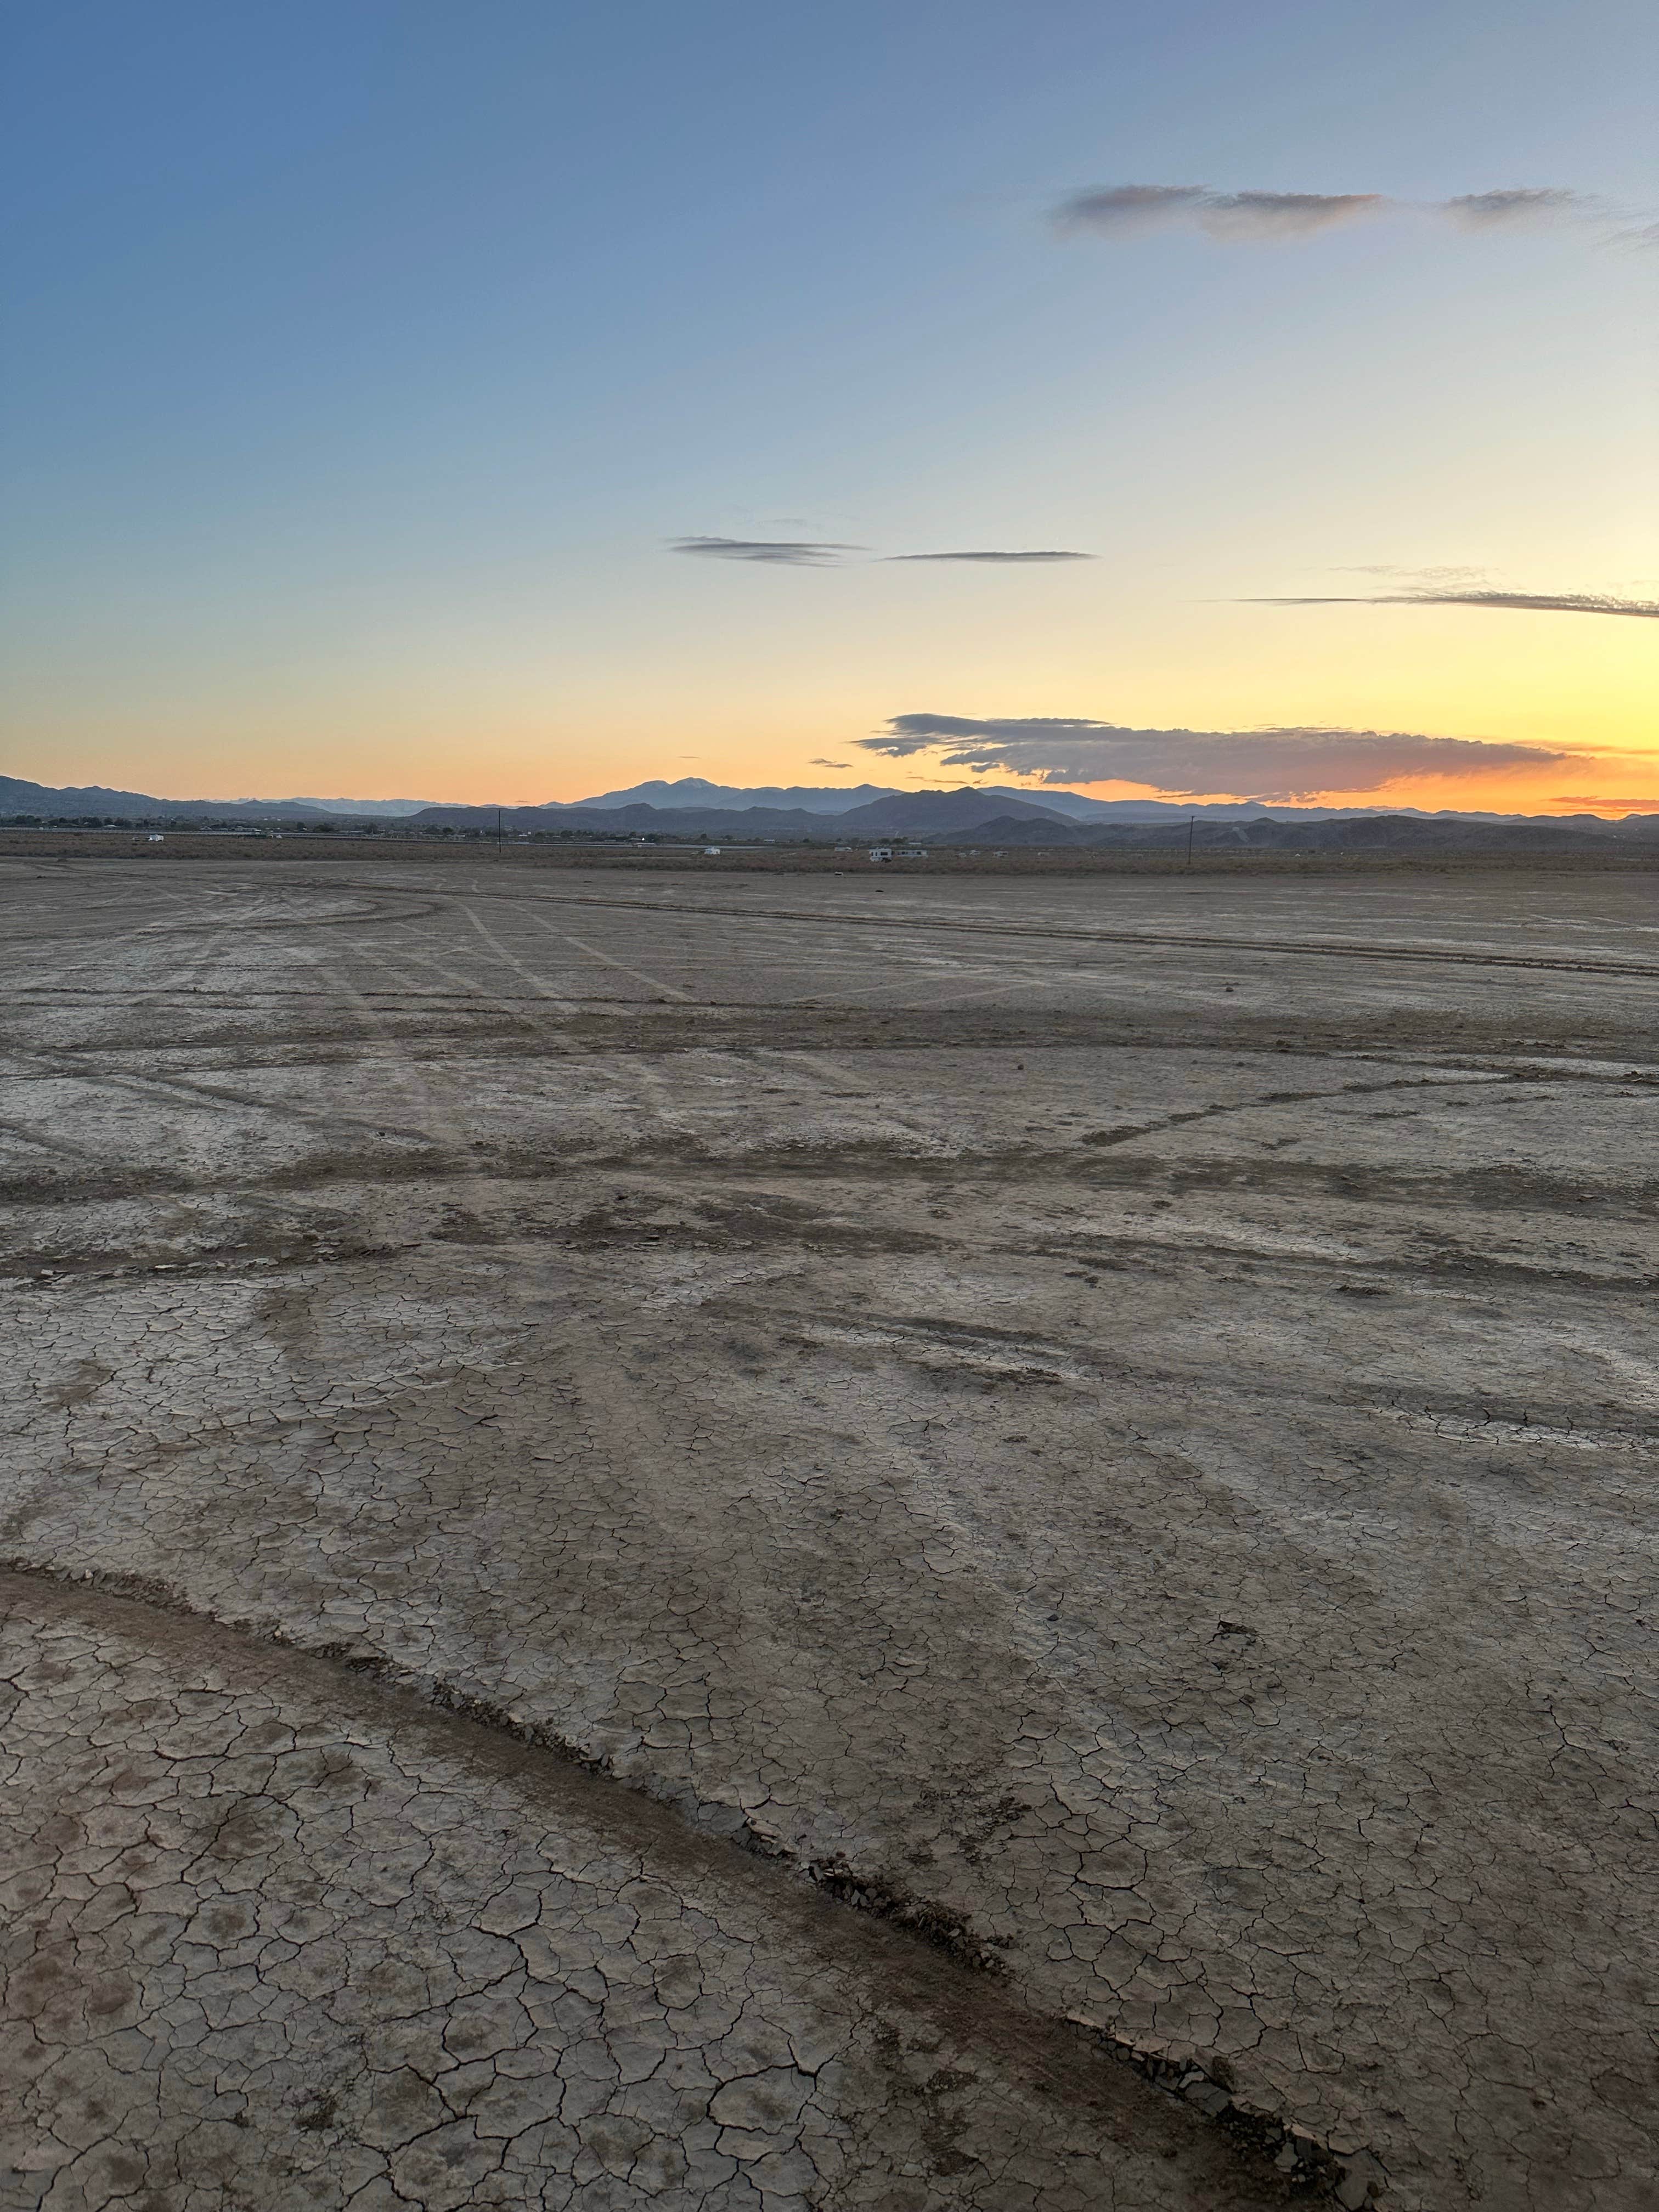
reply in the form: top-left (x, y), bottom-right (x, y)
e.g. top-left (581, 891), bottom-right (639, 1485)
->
top-left (885, 549), bottom-right (1093, 563)
top-left (855, 713), bottom-right (1582, 802)
top-left (1054, 184), bottom-right (1381, 240)
top-left (1442, 188), bottom-right (1582, 227)
top-left (1248, 591), bottom-right (1659, 619)
top-left (671, 537), bottom-right (1092, 569)
top-left (1051, 184), bottom-right (1210, 234)
top-left (670, 536), bottom-right (860, 566)
top-left (1198, 190), bottom-right (1383, 239)
top-left (1053, 183), bottom-right (1595, 244)
top-left (1554, 795), bottom-right (1659, 810)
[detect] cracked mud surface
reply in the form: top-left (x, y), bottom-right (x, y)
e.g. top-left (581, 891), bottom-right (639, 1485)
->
top-left (1, 1575), bottom-right (1284, 2212)
top-left (3, 859), bottom-right (1657, 2210)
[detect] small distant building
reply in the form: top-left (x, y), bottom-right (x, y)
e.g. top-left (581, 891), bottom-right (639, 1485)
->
top-left (868, 845), bottom-right (893, 863)
top-left (898, 845), bottom-right (927, 860)
top-left (703, 845), bottom-right (722, 855)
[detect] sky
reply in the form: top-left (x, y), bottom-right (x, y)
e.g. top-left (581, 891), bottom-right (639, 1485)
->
top-left (3, 0), bottom-right (1655, 812)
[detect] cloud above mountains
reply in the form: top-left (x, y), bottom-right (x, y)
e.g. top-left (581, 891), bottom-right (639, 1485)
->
top-left (855, 713), bottom-right (1584, 802)
top-left (1053, 183), bottom-right (1594, 242)
top-left (1249, 589), bottom-right (1659, 619)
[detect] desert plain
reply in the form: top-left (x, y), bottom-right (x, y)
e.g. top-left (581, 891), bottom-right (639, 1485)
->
top-left (2, 854), bottom-right (1655, 2212)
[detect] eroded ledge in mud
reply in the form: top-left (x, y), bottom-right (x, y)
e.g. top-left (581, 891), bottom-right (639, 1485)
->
top-left (0, 1558), bottom-right (1381, 2205)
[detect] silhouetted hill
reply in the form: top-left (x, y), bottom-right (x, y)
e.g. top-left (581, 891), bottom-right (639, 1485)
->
top-left (405, 789), bottom-right (1073, 837)
top-left (5, 771), bottom-right (1657, 849)
top-left (932, 812), bottom-right (1659, 855)
top-left (829, 790), bottom-right (1067, 833)
top-left (405, 802), bottom-right (834, 836)
top-left (926, 813), bottom-right (1093, 846)
top-left (0, 775), bottom-right (346, 823)
top-left (556, 777), bottom-right (900, 813)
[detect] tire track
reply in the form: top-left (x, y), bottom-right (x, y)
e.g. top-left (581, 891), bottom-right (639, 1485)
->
top-left (416, 887), bottom-right (1659, 981)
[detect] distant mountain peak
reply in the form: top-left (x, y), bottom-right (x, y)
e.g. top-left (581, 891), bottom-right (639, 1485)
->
top-left (561, 778), bottom-right (903, 814)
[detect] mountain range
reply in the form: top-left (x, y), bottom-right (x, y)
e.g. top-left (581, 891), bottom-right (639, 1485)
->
top-left (4, 771), bottom-right (1657, 851)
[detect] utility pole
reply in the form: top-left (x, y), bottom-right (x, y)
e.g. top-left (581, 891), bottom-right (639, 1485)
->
top-left (496, 807), bottom-right (504, 855)
top-left (1186, 814), bottom-right (1195, 867)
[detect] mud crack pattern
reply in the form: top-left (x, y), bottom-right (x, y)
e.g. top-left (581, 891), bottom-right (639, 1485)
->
top-left (2, 858), bottom-right (1657, 2211)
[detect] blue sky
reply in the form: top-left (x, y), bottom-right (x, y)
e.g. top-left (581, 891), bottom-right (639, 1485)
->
top-left (3, 1), bottom-right (1654, 805)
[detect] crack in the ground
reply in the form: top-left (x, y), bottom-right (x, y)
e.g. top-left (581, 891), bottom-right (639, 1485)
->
top-left (0, 1557), bottom-right (1381, 2204)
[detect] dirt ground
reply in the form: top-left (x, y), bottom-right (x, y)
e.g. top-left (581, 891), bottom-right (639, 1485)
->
top-left (3, 857), bottom-right (1656, 2212)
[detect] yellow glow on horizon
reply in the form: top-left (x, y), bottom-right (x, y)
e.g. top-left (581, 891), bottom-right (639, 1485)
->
top-left (14, 590), bottom-right (1652, 812)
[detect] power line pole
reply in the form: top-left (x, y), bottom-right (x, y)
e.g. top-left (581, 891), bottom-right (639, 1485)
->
top-left (497, 807), bottom-right (504, 855)
top-left (1186, 814), bottom-right (1195, 867)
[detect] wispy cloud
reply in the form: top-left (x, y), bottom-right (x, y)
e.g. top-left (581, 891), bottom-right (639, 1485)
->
top-left (1248, 590), bottom-right (1659, 619)
top-left (1051, 184), bottom-right (1211, 234)
top-left (671, 537), bottom-right (1092, 567)
top-left (809, 757), bottom-right (852, 768)
top-left (1335, 563), bottom-right (1487, 583)
top-left (670, 535), bottom-right (860, 565)
top-left (1554, 795), bottom-right (1659, 810)
top-left (1054, 185), bottom-right (1381, 240)
top-left (1441, 188), bottom-right (1581, 227)
top-left (1053, 183), bottom-right (1595, 244)
top-left (855, 713), bottom-right (1585, 802)
top-left (1197, 191), bottom-right (1384, 239)
top-left (885, 549), bottom-right (1093, 563)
